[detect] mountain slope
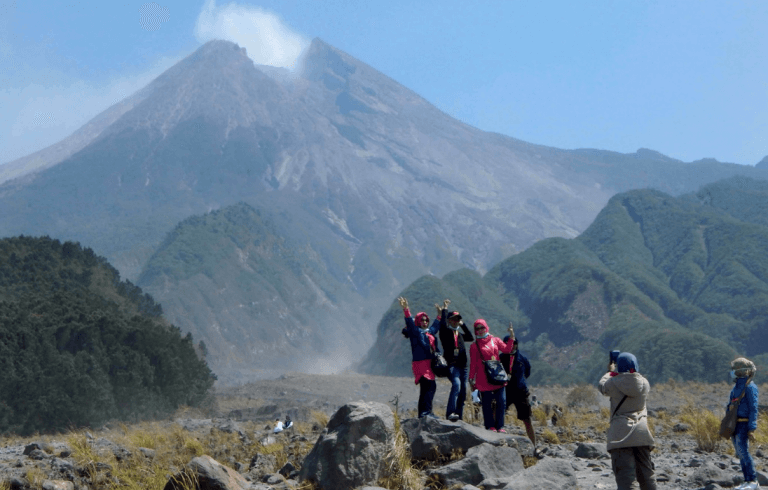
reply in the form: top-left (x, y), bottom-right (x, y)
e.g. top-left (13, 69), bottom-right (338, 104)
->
top-left (137, 202), bottom-right (371, 382)
top-left (361, 178), bottom-right (768, 384)
top-left (2, 40), bottom-right (768, 380)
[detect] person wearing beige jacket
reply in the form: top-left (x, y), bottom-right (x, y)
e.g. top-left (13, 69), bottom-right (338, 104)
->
top-left (599, 352), bottom-right (657, 490)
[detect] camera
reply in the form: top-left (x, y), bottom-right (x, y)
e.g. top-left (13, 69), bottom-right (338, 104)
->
top-left (609, 350), bottom-right (620, 364)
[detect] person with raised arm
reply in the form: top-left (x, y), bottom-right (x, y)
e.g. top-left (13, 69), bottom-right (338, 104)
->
top-left (599, 352), bottom-right (656, 490)
top-left (469, 319), bottom-right (515, 432)
top-left (438, 299), bottom-right (473, 421)
top-left (399, 296), bottom-right (441, 419)
top-left (501, 323), bottom-right (536, 448)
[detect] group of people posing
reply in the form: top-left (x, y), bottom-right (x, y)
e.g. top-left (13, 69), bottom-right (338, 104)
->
top-left (398, 297), bottom-right (536, 447)
top-left (400, 296), bottom-right (761, 490)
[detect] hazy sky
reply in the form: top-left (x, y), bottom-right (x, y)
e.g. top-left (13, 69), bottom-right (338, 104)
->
top-left (1, 0), bottom-right (767, 166)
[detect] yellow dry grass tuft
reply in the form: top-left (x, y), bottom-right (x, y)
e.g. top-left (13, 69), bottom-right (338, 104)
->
top-left (679, 402), bottom-right (722, 452)
top-left (378, 411), bottom-right (423, 490)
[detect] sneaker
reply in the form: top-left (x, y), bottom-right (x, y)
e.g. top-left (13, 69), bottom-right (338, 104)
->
top-left (744, 483), bottom-right (760, 490)
top-left (448, 413), bottom-right (460, 422)
top-left (425, 413), bottom-right (440, 420)
top-left (498, 428), bottom-right (507, 433)
top-left (488, 427), bottom-right (497, 432)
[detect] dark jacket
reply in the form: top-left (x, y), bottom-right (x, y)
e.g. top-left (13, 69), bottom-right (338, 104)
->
top-left (501, 335), bottom-right (531, 391)
top-left (438, 308), bottom-right (473, 367)
top-left (729, 377), bottom-right (759, 432)
top-left (401, 310), bottom-right (441, 362)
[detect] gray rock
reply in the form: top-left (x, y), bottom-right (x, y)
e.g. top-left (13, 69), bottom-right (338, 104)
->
top-left (27, 449), bottom-right (48, 460)
top-left (689, 464), bottom-right (733, 487)
top-left (41, 481), bottom-right (74, 490)
top-left (574, 442), bottom-right (608, 459)
top-left (401, 417), bottom-right (533, 460)
top-left (261, 473), bottom-right (285, 485)
top-left (164, 455), bottom-right (250, 490)
top-left (278, 462), bottom-right (295, 478)
top-left (298, 401), bottom-right (395, 489)
top-left (499, 458), bottom-right (578, 489)
top-left (23, 442), bottom-right (43, 455)
top-left (428, 443), bottom-right (525, 487)
top-left (9, 476), bottom-right (29, 490)
top-left (139, 447), bottom-right (156, 459)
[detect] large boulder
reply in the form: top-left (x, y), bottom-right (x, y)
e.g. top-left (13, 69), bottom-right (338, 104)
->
top-left (401, 417), bottom-right (533, 460)
top-left (164, 455), bottom-right (250, 490)
top-left (499, 458), bottom-right (578, 489)
top-left (428, 443), bottom-right (525, 487)
top-left (298, 401), bottom-right (395, 489)
top-left (574, 442), bottom-right (608, 459)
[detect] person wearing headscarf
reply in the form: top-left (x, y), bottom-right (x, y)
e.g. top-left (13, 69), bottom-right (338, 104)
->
top-left (598, 352), bottom-right (656, 490)
top-left (399, 296), bottom-right (441, 419)
top-left (501, 324), bottom-right (536, 449)
top-left (438, 299), bottom-right (474, 421)
top-left (468, 319), bottom-right (515, 432)
top-left (728, 357), bottom-right (759, 490)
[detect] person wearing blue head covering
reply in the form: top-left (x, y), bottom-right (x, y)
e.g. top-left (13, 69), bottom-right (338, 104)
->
top-left (599, 352), bottom-right (656, 490)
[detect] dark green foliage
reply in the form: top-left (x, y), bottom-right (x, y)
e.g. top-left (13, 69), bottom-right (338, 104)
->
top-left (0, 236), bottom-right (215, 435)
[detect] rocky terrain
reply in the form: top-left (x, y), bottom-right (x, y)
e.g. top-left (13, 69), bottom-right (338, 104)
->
top-left (1, 373), bottom-right (766, 489)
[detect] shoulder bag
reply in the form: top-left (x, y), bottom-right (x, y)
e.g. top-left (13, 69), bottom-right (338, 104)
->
top-left (719, 374), bottom-right (754, 439)
top-left (430, 338), bottom-right (449, 378)
top-left (475, 338), bottom-right (509, 386)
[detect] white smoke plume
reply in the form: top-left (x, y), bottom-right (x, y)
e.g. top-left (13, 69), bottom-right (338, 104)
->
top-left (194, 0), bottom-right (308, 69)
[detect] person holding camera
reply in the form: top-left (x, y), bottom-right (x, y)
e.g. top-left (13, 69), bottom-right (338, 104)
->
top-left (438, 300), bottom-right (474, 421)
top-left (598, 352), bottom-right (656, 490)
top-left (727, 357), bottom-right (759, 490)
top-left (398, 296), bottom-right (441, 419)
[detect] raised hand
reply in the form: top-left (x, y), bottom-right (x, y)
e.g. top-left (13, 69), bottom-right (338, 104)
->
top-left (398, 297), bottom-right (408, 309)
top-left (435, 303), bottom-right (442, 316)
top-left (443, 299), bottom-right (451, 309)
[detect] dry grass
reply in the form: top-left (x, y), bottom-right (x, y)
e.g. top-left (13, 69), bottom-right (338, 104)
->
top-left (378, 411), bottom-right (422, 490)
top-left (679, 402), bottom-right (722, 452)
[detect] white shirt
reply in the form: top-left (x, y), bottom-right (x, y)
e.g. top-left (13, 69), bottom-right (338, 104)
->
top-left (273, 421), bottom-right (284, 433)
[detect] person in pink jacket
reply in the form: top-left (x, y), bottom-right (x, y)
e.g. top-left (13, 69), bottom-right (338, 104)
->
top-left (469, 319), bottom-right (515, 432)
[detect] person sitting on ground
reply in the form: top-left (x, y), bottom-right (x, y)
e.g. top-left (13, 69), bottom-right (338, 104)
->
top-left (399, 296), bottom-right (441, 419)
top-left (501, 324), bottom-right (536, 449)
top-left (284, 414), bottom-right (293, 429)
top-left (273, 418), bottom-right (284, 434)
top-left (438, 299), bottom-right (474, 421)
top-left (728, 357), bottom-right (759, 490)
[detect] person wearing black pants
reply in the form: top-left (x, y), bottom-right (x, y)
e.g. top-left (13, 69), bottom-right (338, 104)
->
top-left (399, 296), bottom-right (441, 419)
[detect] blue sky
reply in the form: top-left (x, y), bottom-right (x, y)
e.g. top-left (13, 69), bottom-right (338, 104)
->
top-left (1, 0), bottom-right (767, 166)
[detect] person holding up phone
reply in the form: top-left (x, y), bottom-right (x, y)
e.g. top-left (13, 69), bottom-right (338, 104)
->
top-left (599, 352), bottom-right (656, 490)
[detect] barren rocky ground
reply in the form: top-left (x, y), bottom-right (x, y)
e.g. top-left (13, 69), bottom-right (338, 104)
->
top-left (1, 373), bottom-right (765, 489)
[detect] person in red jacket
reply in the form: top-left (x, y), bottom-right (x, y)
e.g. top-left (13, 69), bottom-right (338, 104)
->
top-left (469, 319), bottom-right (515, 432)
top-left (399, 296), bottom-right (441, 419)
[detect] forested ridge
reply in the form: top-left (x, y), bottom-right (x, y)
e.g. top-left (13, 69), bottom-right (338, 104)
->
top-left (0, 236), bottom-right (215, 435)
top-left (360, 177), bottom-right (768, 386)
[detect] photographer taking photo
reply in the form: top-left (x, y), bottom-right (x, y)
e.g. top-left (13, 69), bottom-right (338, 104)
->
top-left (598, 352), bottom-right (656, 490)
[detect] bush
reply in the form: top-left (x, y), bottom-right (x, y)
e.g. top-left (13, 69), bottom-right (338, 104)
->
top-left (565, 384), bottom-right (599, 408)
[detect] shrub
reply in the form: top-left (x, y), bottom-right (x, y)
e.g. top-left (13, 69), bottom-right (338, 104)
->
top-left (565, 384), bottom-right (598, 408)
top-left (679, 403), bottom-right (722, 452)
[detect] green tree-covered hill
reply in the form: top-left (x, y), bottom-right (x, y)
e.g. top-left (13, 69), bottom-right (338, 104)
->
top-left (360, 177), bottom-right (768, 385)
top-left (0, 236), bottom-right (215, 435)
